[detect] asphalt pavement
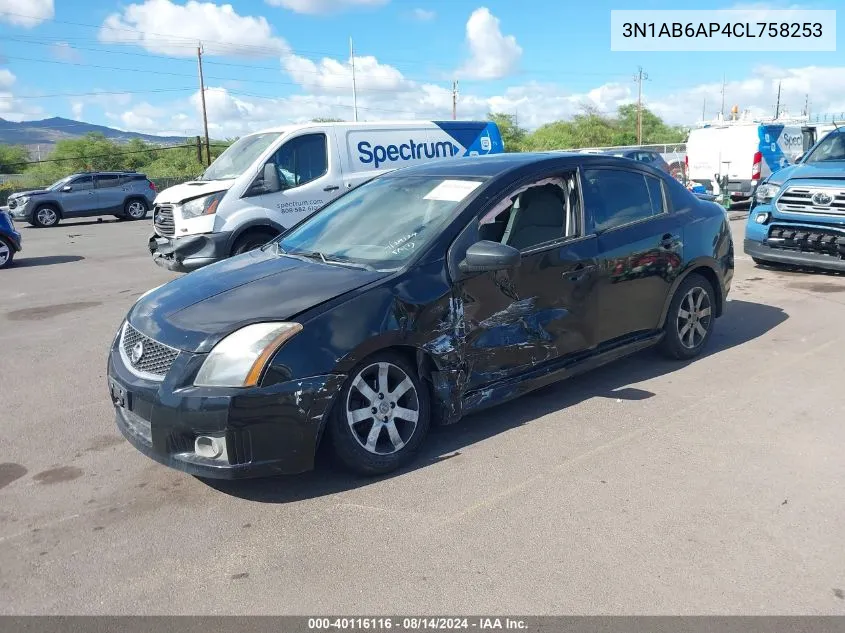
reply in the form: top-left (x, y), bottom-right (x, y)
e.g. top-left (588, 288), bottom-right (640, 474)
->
top-left (1, 215), bottom-right (844, 614)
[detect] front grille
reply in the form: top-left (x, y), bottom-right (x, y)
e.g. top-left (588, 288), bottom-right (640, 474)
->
top-left (767, 224), bottom-right (845, 258)
top-left (153, 204), bottom-right (175, 237)
top-left (776, 186), bottom-right (845, 215)
top-left (227, 430), bottom-right (253, 465)
top-left (120, 322), bottom-right (179, 379)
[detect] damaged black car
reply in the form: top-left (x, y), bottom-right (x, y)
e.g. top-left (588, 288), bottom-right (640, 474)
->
top-left (107, 153), bottom-right (734, 477)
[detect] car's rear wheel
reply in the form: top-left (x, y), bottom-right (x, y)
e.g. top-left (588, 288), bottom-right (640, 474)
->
top-left (33, 205), bottom-right (60, 228)
top-left (329, 352), bottom-right (431, 475)
top-left (0, 236), bottom-right (14, 269)
top-left (658, 273), bottom-right (716, 360)
top-left (124, 198), bottom-right (148, 220)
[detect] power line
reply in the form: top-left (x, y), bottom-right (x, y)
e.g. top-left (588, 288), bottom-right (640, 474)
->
top-left (10, 87), bottom-right (195, 100)
top-left (3, 142), bottom-right (230, 168)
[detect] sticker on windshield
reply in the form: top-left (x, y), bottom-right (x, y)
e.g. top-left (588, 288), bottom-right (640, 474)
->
top-left (423, 180), bottom-right (482, 202)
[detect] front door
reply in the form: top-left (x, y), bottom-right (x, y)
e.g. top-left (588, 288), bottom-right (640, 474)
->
top-left (456, 174), bottom-right (599, 390)
top-left (581, 167), bottom-right (684, 344)
top-left (248, 131), bottom-right (338, 229)
top-left (61, 175), bottom-right (98, 216)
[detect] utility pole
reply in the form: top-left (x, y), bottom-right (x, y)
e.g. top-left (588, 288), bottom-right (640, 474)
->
top-left (775, 81), bottom-right (782, 119)
top-left (452, 80), bottom-right (459, 120)
top-left (195, 136), bottom-right (203, 164)
top-left (804, 94), bottom-right (810, 118)
top-left (350, 37), bottom-right (359, 122)
top-left (720, 74), bottom-right (726, 119)
top-left (197, 43), bottom-right (211, 166)
top-left (702, 98), bottom-right (706, 122)
top-left (634, 66), bottom-right (649, 145)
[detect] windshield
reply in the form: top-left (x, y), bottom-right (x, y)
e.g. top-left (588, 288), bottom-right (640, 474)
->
top-left (804, 130), bottom-right (845, 163)
top-left (201, 132), bottom-right (282, 181)
top-left (47, 176), bottom-right (73, 191)
top-left (277, 175), bottom-right (486, 271)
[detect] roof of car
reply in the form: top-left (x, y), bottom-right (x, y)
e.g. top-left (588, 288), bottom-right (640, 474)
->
top-left (381, 151), bottom-right (651, 179)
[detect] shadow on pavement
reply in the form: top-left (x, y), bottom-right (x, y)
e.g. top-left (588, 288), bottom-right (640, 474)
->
top-left (204, 298), bottom-right (788, 504)
top-left (13, 255), bottom-right (84, 268)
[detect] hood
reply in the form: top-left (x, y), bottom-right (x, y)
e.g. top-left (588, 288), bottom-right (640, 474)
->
top-left (128, 248), bottom-right (386, 352)
top-left (770, 161), bottom-right (845, 183)
top-left (154, 179), bottom-right (236, 205)
top-left (9, 189), bottom-right (49, 199)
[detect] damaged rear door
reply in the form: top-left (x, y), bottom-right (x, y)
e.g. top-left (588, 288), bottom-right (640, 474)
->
top-left (453, 173), bottom-right (600, 390)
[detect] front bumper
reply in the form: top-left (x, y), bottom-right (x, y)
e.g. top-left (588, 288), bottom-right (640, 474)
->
top-left (727, 180), bottom-right (756, 200)
top-left (744, 239), bottom-right (845, 272)
top-left (8, 204), bottom-right (32, 221)
top-left (149, 231), bottom-right (231, 273)
top-left (108, 335), bottom-right (346, 478)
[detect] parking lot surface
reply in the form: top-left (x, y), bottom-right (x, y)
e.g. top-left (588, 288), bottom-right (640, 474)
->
top-left (1, 216), bottom-right (844, 614)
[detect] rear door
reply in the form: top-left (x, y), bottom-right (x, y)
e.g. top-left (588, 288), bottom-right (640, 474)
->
top-left (60, 175), bottom-right (97, 216)
top-left (94, 174), bottom-right (124, 213)
top-left (583, 166), bottom-right (684, 344)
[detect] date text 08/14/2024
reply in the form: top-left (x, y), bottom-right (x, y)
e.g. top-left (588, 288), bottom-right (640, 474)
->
top-left (307, 617), bottom-right (528, 630)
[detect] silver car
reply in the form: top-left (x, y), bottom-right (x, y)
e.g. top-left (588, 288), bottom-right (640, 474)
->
top-left (8, 172), bottom-right (157, 227)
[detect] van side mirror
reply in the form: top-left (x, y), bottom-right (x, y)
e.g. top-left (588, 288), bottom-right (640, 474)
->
top-left (795, 152), bottom-right (805, 163)
top-left (459, 240), bottom-right (521, 274)
top-left (62, 185), bottom-right (72, 192)
top-left (246, 163), bottom-right (282, 197)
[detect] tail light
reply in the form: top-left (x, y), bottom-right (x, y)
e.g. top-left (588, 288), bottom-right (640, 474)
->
top-left (751, 151), bottom-right (762, 180)
top-left (149, 180), bottom-right (157, 192)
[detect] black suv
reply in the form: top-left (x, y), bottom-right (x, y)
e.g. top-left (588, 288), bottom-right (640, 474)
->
top-left (8, 172), bottom-right (157, 227)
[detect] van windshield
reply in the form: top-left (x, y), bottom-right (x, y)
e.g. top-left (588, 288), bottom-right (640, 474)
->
top-left (275, 175), bottom-right (486, 271)
top-left (201, 132), bottom-right (281, 181)
top-left (804, 130), bottom-right (845, 164)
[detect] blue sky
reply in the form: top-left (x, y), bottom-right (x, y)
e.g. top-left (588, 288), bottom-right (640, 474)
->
top-left (0, 0), bottom-right (842, 137)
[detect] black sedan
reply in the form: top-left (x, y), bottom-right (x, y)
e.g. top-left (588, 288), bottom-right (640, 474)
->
top-left (107, 153), bottom-right (734, 477)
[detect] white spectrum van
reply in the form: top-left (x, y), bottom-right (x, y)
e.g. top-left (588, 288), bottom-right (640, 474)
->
top-left (686, 121), bottom-right (805, 201)
top-left (149, 120), bottom-right (504, 272)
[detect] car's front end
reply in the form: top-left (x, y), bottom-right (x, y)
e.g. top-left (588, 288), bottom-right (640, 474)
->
top-left (744, 164), bottom-right (845, 272)
top-left (6, 190), bottom-right (48, 222)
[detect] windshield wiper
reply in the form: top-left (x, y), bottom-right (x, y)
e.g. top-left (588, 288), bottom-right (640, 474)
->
top-left (285, 249), bottom-right (375, 271)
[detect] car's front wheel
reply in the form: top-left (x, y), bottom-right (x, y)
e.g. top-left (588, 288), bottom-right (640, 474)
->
top-left (0, 236), bottom-right (14, 269)
top-left (658, 273), bottom-right (716, 360)
top-left (32, 205), bottom-right (60, 228)
top-left (329, 352), bottom-right (431, 475)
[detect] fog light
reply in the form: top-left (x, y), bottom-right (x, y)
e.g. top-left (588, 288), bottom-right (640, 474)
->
top-left (195, 435), bottom-right (226, 459)
top-left (755, 212), bottom-right (769, 224)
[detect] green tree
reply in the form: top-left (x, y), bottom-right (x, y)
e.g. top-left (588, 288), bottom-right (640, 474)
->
top-left (487, 112), bottom-right (527, 152)
top-left (614, 104), bottom-right (686, 145)
top-left (0, 145), bottom-right (30, 173)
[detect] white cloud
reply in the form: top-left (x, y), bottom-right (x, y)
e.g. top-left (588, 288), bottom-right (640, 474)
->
top-left (0, 69), bottom-right (45, 121)
top-left (71, 102), bottom-right (84, 121)
top-left (0, 0), bottom-right (54, 28)
top-left (282, 53), bottom-right (413, 95)
top-left (51, 42), bottom-right (83, 62)
top-left (0, 69), bottom-right (15, 90)
top-left (456, 7), bottom-right (522, 80)
top-left (99, 0), bottom-right (290, 57)
top-left (264, 0), bottom-right (388, 14)
top-left (411, 8), bottom-right (436, 21)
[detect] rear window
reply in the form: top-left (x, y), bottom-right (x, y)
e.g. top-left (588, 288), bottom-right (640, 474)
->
top-left (664, 176), bottom-right (696, 213)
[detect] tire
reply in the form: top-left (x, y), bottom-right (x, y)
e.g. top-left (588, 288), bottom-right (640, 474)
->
top-left (0, 236), bottom-right (14, 269)
top-left (124, 198), bottom-right (148, 220)
top-left (32, 205), bottom-right (60, 228)
top-left (658, 273), bottom-right (716, 361)
top-left (328, 351), bottom-right (431, 475)
top-left (230, 230), bottom-right (278, 256)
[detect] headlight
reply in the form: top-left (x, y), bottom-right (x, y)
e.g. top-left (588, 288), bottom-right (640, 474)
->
top-left (180, 191), bottom-right (226, 219)
top-left (17, 196), bottom-right (29, 206)
top-left (194, 322), bottom-right (303, 388)
top-left (755, 182), bottom-right (781, 204)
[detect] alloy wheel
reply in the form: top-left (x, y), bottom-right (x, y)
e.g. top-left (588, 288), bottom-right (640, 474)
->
top-left (345, 361), bottom-right (420, 455)
top-left (127, 201), bottom-right (146, 219)
top-left (37, 207), bottom-right (58, 226)
top-left (676, 286), bottom-right (712, 349)
top-left (0, 240), bottom-right (9, 267)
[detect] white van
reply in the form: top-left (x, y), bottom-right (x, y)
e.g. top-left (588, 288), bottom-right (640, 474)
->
top-left (686, 121), bottom-right (806, 201)
top-left (149, 120), bottom-right (504, 272)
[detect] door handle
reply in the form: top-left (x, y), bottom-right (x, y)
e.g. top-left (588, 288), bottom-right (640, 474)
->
top-left (660, 233), bottom-right (679, 249)
top-left (323, 185), bottom-right (340, 192)
top-left (568, 264), bottom-right (596, 282)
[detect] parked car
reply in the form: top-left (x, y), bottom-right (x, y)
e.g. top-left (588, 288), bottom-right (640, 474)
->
top-left (604, 149), bottom-right (673, 176)
top-left (0, 207), bottom-right (21, 268)
top-left (107, 152), bottom-right (734, 478)
top-left (149, 120), bottom-right (504, 273)
top-left (745, 126), bottom-right (845, 271)
top-left (8, 171), bottom-right (156, 227)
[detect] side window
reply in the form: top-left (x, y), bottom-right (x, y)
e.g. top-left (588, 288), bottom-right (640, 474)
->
top-left (582, 169), bottom-right (658, 232)
top-left (637, 152), bottom-right (654, 163)
top-left (96, 174), bottom-right (121, 189)
top-left (477, 174), bottom-right (580, 252)
top-left (646, 176), bottom-right (665, 214)
top-left (664, 175), bottom-right (695, 213)
top-left (70, 175), bottom-right (94, 191)
top-left (271, 133), bottom-right (328, 188)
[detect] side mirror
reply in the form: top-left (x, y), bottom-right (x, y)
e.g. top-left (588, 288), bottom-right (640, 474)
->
top-left (246, 163), bottom-right (282, 197)
top-left (459, 240), bottom-right (521, 274)
top-left (795, 153), bottom-right (805, 163)
top-left (62, 185), bottom-right (72, 192)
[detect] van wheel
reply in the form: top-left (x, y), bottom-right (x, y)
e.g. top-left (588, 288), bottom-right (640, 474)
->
top-left (33, 205), bottom-right (60, 227)
top-left (231, 229), bottom-right (278, 256)
top-left (658, 273), bottom-right (716, 361)
top-left (328, 352), bottom-right (431, 476)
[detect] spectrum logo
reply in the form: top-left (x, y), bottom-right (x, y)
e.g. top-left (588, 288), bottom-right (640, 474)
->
top-left (358, 140), bottom-right (461, 169)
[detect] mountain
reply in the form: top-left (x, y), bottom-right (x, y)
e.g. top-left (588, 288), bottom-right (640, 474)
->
top-left (0, 117), bottom-right (188, 149)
